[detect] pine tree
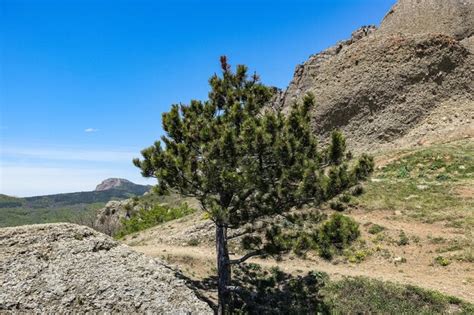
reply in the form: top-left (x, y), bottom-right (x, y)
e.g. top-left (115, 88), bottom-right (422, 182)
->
top-left (133, 57), bottom-right (372, 314)
top-left (328, 129), bottom-right (346, 165)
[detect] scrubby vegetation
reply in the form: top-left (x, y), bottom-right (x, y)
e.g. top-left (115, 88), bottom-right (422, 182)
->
top-left (189, 264), bottom-right (473, 314)
top-left (323, 276), bottom-right (473, 314)
top-left (317, 213), bottom-right (360, 259)
top-left (356, 140), bottom-right (473, 231)
top-left (116, 203), bottom-right (194, 238)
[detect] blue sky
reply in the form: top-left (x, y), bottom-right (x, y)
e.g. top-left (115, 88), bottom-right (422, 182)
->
top-left (0, 0), bottom-right (395, 196)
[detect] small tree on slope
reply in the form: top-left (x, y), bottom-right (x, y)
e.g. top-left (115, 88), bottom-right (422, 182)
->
top-left (133, 57), bottom-right (373, 314)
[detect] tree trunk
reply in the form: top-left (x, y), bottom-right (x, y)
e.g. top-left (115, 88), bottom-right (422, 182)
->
top-left (216, 224), bottom-right (231, 315)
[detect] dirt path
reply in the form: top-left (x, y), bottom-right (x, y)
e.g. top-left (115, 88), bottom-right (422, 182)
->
top-left (123, 206), bottom-right (474, 302)
top-left (130, 234), bottom-right (474, 303)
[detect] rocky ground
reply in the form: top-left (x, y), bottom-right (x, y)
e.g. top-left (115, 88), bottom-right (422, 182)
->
top-left (0, 223), bottom-right (211, 314)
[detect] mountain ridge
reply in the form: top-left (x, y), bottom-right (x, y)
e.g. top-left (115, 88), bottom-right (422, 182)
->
top-left (0, 178), bottom-right (151, 227)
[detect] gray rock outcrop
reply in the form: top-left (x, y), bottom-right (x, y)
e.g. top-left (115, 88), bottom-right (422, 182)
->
top-left (94, 199), bottom-right (138, 235)
top-left (0, 223), bottom-right (212, 314)
top-left (279, 0), bottom-right (474, 152)
top-left (95, 178), bottom-right (134, 191)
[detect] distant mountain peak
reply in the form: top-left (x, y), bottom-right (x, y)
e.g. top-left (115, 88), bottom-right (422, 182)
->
top-left (95, 178), bottom-right (134, 191)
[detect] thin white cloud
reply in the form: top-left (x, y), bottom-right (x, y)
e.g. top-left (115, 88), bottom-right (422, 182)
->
top-left (84, 128), bottom-right (99, 133)
top-left (0, 146), bottom-right (139, 162)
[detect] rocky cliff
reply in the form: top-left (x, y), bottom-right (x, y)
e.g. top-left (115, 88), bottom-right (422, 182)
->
top-left (279, 0), bottom-right (474, 152)
top-left (0, 223), bottom-right (212, 313)
top-left (95, 178), bottom-right (136, 191)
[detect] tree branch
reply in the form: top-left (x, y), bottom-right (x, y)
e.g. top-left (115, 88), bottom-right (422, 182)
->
top-left (228, 250), bottom-right (263, 265)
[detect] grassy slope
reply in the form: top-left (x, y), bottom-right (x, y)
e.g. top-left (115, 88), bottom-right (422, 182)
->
top-left (358, 140), bottom-right (473, 230)
top-left (323, 276), bottom-right (474, 314)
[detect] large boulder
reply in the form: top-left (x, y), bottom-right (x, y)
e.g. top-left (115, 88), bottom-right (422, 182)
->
top-left (0, 223), bottom-right (212, 314)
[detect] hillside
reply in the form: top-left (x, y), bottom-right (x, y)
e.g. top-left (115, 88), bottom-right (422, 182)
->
top-left (122, 139), bottom-right (474, 308)
top-left (0, 178), bottom-right (150, 227)
top-left (277, 0), bottom-right (473, 152)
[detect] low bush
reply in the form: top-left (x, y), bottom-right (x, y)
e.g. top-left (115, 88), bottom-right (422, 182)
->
top-left (316, 214), bottom-right (360, 259)
top-left (329, 200), bottom-right (347, 212)
top-left (368, 224), bottom-right (385, 235)
top-left (116, 203), bottom-right (194, 238)
top-left (434, 255), bottom-right (451, 266)
top-left (350, 184), bottom-right (365, 196)
top-left (397, 231), bottom-right (410, 246)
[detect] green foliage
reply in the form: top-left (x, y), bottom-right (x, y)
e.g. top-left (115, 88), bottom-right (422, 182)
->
top-left (434, 256), bottom-right (451, 266)
top-left (134, 57), bottom-right (372, 246)
top-left (323, 277), bottom-right (474, 314)
top-left (317, 214), bottom-right (360, 259)
top-left (339, 193), bottom-right (351, 203)
top-left (368, 223), bottom-right (385, 234)
top-left (133, 57), bottom-right (373, 310)
top-left (116, 203), bottom-right (194, 238)
top-left (328, 129), bottom-right (346, 165)
top-left (195, 265), bottom-right (473, 314)
top-left (397, 231), bottom-right (410, 246)
top-left (329, 200), bottom-right (347, 212)
top-left (350, 184), bottom-right (365, 196)
top-left (352, 153), bottom-right (375, 181)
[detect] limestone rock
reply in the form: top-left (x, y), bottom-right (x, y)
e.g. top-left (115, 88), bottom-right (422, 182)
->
top-left (379, 0), bottom-right (474, 41)
top-left (0, 223), bottom-right (212, 314)
top-left (95, 178), bottom-right (134, 191)
top-left (279, 0), bottom-right (474, 152)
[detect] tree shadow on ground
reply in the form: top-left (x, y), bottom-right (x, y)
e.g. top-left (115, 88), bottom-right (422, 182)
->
top-left (173, 263), bottom-right (330, 314)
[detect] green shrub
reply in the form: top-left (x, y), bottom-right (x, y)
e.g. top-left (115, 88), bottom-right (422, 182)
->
top-left (350, 184), bottom-right (365, 196)
top-left (397, 231), bottom-right (409, 246)
top-left (317, 214), bottom-right (360, 259)
top-left (326, 164), bottom-right (351, 197)
top-left (329, 200), bottom-right (347, 212)
top-left (328, 129), bottom-right (346, 165)
top-left (339, 193), bottom-right (351, 203)
top-left (116, 203), bottom-right (194, 238)
top-left (368, 224), bottom-right (385, 234)
top-left (352, 154), bottom-right (375, 181)
top-left (434, 256), bottom-right (451, 266)
top-left (293, 233), bottom-right (313, 257)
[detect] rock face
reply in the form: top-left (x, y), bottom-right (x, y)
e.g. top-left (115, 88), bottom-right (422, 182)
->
top-left (280, 0), bottom-right (474, 152)
top-left (94, 199), bottom-right (139, 236)
top-left (378, 0), bottom-right (473, 41)
top-left (0, 223), bottom-right (212, 314)
top-left (95, 178), bottom-right (134, 191)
